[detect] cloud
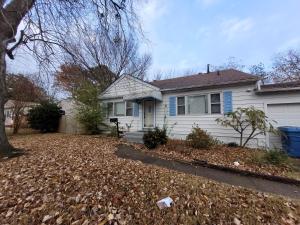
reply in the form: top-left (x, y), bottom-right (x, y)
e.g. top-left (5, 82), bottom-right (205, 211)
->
top-left (220, 17), bottom-right (254, 41)
top-left (138, 0), bottom-right (168, 30)
top-left (197, 0), bottom-right (220, 8)
top-left (278, 38), bottom-right (300, 51)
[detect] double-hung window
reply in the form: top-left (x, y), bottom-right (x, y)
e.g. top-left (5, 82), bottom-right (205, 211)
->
top-left (107, 102), bottom-right (114, 117)
top-left (210, 93), bottom-right (221, 114)
top-left (126, 101), bottom-right (133, 116)
top-left (177, 97), bottom-right (185, 115)
top-left (187, 95), bottom-right (208, 114)
top-left (107, 101), bottom-right (133, 117)
top-left (114, 102), bottom-right (125, 116)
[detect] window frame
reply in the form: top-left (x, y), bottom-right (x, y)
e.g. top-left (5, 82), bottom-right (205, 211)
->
top-left (210, 93), bottom-right (221, 114)
top-left (113, 101), bottom-right (126, 117)
top-left (176, 96), bottom-right (186, 115)
top-left (175, 92), bottom-right (222, 116)
top-left (126, 101), bottom-right (133, 116)
top-left (187, 95), bottom-right (208, 115)
top-left (106, 102), bottom-right (114, 118)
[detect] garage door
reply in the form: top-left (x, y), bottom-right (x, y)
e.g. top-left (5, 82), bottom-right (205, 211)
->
top-left (267, 103), bottom-right (300, 149)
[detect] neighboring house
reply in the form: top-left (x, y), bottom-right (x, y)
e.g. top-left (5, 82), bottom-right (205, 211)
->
top-left (100, 69), bottom-right (300, 149)
top-left (58, 98), bottom-right (85, 134)
top-left (4, 100), bottom-right (37, 127)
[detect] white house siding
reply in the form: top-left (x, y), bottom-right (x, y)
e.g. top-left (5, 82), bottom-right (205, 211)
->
top-left (58, 99), bottom-right (85, 134)
top-left (101, 75), bottom-right (160, 132)
top-left (155, 86), bottom-right (300, 148)
top-left (102, 98), bottom-right (143, 132)
top-left (154, 84), bottom-right (267, 148)
top-left (100, 75), bottom-right (300, 149)
top-left (101, 75), bottom-right (159, 99)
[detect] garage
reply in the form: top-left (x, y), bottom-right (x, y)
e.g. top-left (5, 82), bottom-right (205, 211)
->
top-left (267, 103), bottom-right (300, 149)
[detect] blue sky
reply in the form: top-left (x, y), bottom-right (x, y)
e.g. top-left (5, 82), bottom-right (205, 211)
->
top-left (7, 0), bottom-right (300, 80)
top-left (139, 0), bottom-right (300, 78)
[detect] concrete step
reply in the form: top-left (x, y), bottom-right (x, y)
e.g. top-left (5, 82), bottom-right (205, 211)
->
top-left (124, 131), bottom-right (145, 144)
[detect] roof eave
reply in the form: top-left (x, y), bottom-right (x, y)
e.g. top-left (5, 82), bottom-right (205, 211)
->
top-left (159, 80), bottom-right (258, 93)
top-left (256, 87), bottom-right (300, 94)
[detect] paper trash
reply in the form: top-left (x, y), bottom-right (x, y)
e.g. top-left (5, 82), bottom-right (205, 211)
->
top-left (157, 197), bottom-right (174, 209)
top-left (233, 161), bottom-right (240, 166)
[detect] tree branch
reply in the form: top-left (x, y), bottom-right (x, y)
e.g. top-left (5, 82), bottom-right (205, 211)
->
top-left (6, 30), bottom-right (25, 59)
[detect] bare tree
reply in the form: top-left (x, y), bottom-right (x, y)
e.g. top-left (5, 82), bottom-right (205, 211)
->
top-left (211, 57), bottom-right (245, 71)
top-left (272, 49), bottom-right (300, 82)
top-left (60, 28), bottom-right (151, 81)
top-left (0, 0), bottom-right (141, 155)
top-left (249, 62), bottom-right (269, 84)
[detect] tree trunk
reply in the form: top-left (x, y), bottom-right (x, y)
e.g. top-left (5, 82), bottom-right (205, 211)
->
top-left (0, 42), bottom-right (14, 155)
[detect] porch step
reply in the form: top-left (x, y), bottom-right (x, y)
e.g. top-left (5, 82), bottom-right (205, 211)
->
top-left (124, 131), bottom-right (145, 144)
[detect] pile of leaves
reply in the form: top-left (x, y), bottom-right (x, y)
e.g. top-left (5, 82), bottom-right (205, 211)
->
top-left (134, 139), bottom-right (300, 180)
top-left (0, 134), bottom-right (299, 225)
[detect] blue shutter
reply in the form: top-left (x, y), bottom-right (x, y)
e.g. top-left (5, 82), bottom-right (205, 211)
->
top-left (169, 96), bottom-right (176, 116)
top-left (223, 91), bottom-right (233, 114)
top-left (133, 103), bottom-right (139, 117)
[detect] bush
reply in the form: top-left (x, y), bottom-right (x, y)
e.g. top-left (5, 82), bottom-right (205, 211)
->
top-left (108, 125), bottom-right (118, 137)
top-left (186, 126), bottom-right (213, 149)
top-left (27, 101), bottom-right (62, 133)
top-left (77, 105), bottom-right (104, 134)
top-left (143, 127), bottom-right (168, 149)
top-left (227, 142), bottom-right (239, 148)
top-left (74, 83), bottom-right (106, 134)
top-left (262, 150), bottom-right (289, 166)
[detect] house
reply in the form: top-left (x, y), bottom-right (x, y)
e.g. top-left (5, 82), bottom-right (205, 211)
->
top-left (4, 100), bottom-right (37, 127)
top-left (58, 98), bottom-right (85, 134)
top-left (100, 69), bottom-right (300, 148)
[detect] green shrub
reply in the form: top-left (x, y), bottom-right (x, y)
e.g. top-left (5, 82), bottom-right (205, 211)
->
top-left (27, 101), bottom-right (62, 133)
top-left (77, 105), bottom-right (104, 134)
top-left (186, 126), bottom-right (213, 149)
top-left (143, 127), bottom-right (168, 149)
top-left (108, 126), bottom-right (119, 137)
top-left (262, 150), bottom-right (289, 166)
top-left (227, 142), bottom-right (239, 148)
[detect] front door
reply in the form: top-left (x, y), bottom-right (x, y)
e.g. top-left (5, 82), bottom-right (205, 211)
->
top-left (143, 100), bottom-right (154, 128)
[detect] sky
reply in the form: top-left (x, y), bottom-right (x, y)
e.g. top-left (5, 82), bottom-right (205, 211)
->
top-left (138, 0), bottom-right (300, 79)
top-left (7, 0), bottom-right (300, 81)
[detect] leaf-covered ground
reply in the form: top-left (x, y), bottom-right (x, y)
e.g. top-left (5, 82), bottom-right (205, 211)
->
top-left (0, 134), bottom-right (299, 225)
top-left (133, 139), bottom-right (300, 180)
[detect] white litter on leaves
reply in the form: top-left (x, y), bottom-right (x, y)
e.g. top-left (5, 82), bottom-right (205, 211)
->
top-left (233, 161), bottom-right (240, 167)
top-left (157, 197), bottom-right (174, 209)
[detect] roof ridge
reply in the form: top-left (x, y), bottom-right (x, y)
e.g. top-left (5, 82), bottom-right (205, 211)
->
top-left (151, 69), bottom-right (253, 83)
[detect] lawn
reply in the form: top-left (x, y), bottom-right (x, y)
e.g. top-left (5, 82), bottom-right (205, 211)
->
top-left (0, 134), bottom-right (299, 225)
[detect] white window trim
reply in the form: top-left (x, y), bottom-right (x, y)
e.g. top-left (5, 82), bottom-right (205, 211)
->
top-left (175, 92), bottom-right (223, 116)
top-left (107, 101), bottom-right (135, 117)
top-left (210, 93), bottom-right (222, 114)
top-left (126, 101), bottom-right (134, 117)
top-left (177, 96), bottom-right (186, 115)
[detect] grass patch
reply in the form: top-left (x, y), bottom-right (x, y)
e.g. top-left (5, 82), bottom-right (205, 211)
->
top-left (251, 150), bottom-right (290, 166)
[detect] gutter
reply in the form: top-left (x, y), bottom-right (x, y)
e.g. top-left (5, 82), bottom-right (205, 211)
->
top-left (255, 87), bottom-right (300, 94)
top-left (160, 80), bottom-right (258, 93)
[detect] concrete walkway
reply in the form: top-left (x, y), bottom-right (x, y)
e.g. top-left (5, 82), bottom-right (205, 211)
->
top-left (116, 144), bottom-right (300, 199)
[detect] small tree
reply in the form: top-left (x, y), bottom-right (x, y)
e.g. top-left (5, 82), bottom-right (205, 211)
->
top-left (27, 101), bottom-right (62, 133)
top-left (74, 83), bottom-right (105, 134)
top-left (6, 74), bottom-right (46, 134)
top-left (216, 107), bottom-right (277, 147)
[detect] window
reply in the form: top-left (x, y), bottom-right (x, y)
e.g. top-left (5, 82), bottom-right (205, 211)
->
top-left (210, 93), bottom-right (221, 114)
top-left (187, 95), bottom-right (208, 114)
top-left (114, 102), bottom-right (125, 116)
top-left (126, 101), bottom-right (133, 116)
top-left (177, 97), bottom-right (185, 115)
top-left (107, 102), bottom-right (113, 117)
